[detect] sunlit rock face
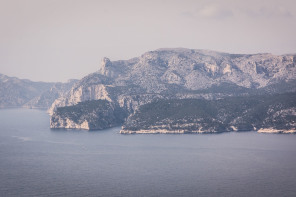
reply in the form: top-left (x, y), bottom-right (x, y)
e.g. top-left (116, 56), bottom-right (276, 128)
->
top-left (49, 48), bottom-right (296, 130)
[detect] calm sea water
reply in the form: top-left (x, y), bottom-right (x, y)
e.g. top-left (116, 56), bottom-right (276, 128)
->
top-left (0, 108), bottom-right (296, 197)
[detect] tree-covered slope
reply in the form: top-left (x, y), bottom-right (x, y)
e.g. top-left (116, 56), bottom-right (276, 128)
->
top-left (50, 100), bottom-right (127, 130)
top-left (121, 93), bottom-right (296, 133)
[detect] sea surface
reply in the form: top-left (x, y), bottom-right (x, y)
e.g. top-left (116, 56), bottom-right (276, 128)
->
top-left (0, 108), bottom-right (296, 197)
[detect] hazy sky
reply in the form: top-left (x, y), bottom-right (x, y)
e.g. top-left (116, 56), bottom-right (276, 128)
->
top-left (1, 0), bottom-right (295, 82)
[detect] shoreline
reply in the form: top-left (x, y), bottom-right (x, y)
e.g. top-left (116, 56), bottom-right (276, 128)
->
top-left (120, 128), bottom-right (296, 134)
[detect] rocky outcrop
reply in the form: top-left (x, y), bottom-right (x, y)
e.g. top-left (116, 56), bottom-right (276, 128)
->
top-left (49, 48), bottom-right (296, 131)
top-left (257, 128), bottom-right (296, 134)
top-left (48, 74), bottom-right (113, 114)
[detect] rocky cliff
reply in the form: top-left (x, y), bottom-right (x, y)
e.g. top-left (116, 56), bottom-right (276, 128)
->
top-left (49, 48), bottom-right (296, 131)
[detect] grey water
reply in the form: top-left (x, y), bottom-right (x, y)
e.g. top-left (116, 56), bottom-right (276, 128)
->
top-left (0, 109), bottom-right (296, 197)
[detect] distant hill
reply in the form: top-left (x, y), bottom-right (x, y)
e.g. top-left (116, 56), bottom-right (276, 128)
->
top-left (0, 73), bottom-right (77, 108)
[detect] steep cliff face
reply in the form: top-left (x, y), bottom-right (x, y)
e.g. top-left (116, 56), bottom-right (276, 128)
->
top-left (49, 48), bottom-right (296, 130)
top-left (49, 80), bottom-right (112, 114)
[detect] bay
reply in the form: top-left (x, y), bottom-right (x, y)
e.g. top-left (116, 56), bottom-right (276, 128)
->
top-left (0, 108), bottom-right (296, 197)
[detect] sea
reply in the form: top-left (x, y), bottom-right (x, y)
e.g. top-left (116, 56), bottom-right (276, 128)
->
top-left (0, 108), bottom-right (296, 197)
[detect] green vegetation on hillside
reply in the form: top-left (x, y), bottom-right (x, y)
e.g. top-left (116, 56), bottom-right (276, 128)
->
top-left (123, 92), bottom-right (296, 132)
top-left (52, 100), bottom-right (127, 130)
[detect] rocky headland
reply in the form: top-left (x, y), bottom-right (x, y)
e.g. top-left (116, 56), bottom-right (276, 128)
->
top-left (48, 48), bottom-right (296, 133)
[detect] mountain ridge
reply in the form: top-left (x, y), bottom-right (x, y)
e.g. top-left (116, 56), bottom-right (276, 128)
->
top-left (49, 48), bottom-right (296, 132)
top-left (0, 73), bottom-right (77, 108)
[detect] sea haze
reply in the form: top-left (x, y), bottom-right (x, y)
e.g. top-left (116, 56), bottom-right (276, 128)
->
top-left (0, 109), bottom-right (296, 197)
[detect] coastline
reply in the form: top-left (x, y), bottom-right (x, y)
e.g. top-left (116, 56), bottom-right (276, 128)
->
top-left (120, 128), bottom-right (296, 134)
